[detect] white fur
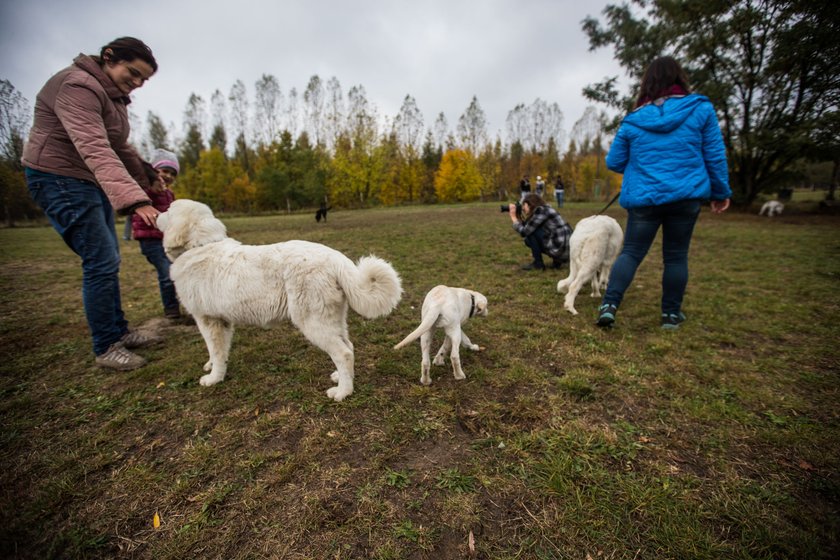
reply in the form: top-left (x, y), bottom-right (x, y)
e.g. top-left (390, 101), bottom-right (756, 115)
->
top-left (759, 200), bottom-right (784, 217)
top-left (556, 215), bottom-right (623, 315)
top-left (156, 199), bottom-right (402, 402)
top-left (393, 285), bottom-right (487, 385)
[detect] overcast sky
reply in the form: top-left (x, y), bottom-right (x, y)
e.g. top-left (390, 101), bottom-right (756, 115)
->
top-left (0, 0), bottom-right (626, 146)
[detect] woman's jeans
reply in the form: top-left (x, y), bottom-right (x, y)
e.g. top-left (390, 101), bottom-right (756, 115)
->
top-left (603, 199), bottom-right (701, 315)
top-left (138, 238), bottom-right (178, 312)
top-left (524, 226), bottom-right (546, 267)
top-left (25, 168), bottom-right (128, 355)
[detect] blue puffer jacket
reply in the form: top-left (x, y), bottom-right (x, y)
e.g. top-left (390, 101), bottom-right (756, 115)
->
top-left (606, 94), bottom-right (731, 209)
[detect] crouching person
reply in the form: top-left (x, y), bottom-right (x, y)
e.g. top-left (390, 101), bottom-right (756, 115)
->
top-left (509, 193), bottom-right (572, 270)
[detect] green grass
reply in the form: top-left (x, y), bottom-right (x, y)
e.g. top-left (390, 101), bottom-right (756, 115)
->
top-left (1, 202), bottom-right (838, 559)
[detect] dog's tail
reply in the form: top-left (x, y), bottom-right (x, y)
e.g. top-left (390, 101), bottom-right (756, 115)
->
top-left (393, 311), bottom-right (440, 350)
top-left (339, 255), bottom-right (402, 319)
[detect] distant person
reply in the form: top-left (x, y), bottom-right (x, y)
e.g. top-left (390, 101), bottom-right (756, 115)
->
top-left (596, 56), bottom-right (731, 330)
top-left (132, 149), bottom-right (189, 323)
top-left (535, 175), bottom-right (546, 197)
top-left (554, 175), bottom-right (565, 208)
top-left (22, 37), bottom-right (162, 370)
top-left (507, 193), bottom-right (572, 270)
top-left (519, 175), bottom-right (531, 202)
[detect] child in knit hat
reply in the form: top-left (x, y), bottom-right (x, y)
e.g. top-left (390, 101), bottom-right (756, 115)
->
top-left (132, 148), bottom-right (187, 322)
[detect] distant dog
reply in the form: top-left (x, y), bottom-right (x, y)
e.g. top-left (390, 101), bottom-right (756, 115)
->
top-left (315, 204), bottom-right (331, 222)
top-left (394, 285), bottom-right (487, 385)
top-left (759, 200), bottom-right (784, 217)
top-left (556, 215), bottom-right (623, 315)
top-left (156, 199), bottom-right (402, 402)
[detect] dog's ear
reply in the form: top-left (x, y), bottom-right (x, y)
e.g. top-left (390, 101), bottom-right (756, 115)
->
top-left (161, 210), bottom-right (189, 257)
top-left (473, 293), bottom-right (488, 316)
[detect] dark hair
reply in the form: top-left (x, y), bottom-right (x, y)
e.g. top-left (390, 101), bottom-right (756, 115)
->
top-left (100, 37), bottom-right (157, 72)
top-left (522, 193), bottom-right (546, 210)
top-left (636, 56), bottom-right (690, 107)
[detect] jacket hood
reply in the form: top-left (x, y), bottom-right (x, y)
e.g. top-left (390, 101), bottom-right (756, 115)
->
top-left (622, 94), bottom-right (710, 134)
top-left (73, 54), bottom-right (131, 104)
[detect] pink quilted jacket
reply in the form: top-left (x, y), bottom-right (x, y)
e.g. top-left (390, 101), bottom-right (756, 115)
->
top-left (22, 55), bottom-right (151, 214)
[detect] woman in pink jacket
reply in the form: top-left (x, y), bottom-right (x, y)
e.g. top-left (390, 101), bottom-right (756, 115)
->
top-left (22, 37), bottom-right (162, 371)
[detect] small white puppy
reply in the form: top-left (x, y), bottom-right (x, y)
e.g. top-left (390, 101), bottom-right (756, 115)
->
top-left (556, 215), bottom-right (623, 315)
top-left (394, 285), bottom-right (487, 385)
top-left (759, 200), bottom-right (784, 217)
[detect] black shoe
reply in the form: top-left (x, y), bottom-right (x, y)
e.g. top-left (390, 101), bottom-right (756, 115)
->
top-left (661, 312), bottom-right (686, 330)
top-left (596, 304), bottom-right (617, 327)
top-left (520, 262), bottom-right (546, 271)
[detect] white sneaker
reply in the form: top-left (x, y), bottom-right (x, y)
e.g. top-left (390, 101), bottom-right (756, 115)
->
top-left (95, 343), bottom-right (147, 371)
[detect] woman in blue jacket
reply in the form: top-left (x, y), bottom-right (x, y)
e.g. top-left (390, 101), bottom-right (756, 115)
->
top-left (597, 56), bottom-right (731, 329)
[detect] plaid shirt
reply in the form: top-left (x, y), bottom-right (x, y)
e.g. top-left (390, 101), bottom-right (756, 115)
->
top-left (512, 205), bottom-right (573, 261)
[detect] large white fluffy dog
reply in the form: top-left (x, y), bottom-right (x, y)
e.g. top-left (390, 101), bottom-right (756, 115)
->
top-left (556, 215), bottom-right (623, 315)
top-left (393, 285), bottom-right (487, 385)
top-left (156, 199), bottom-right (402, 402)
top-left (759, 200), bottom-right (784, 217)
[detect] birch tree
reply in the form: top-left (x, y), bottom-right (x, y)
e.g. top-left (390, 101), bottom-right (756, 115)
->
top-left (254, 74), bottom-right (283, 147)
top-left (456, 96), bottom-right (488, 155)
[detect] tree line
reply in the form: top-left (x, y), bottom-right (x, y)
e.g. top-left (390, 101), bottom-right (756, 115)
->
top-left (134, 79), bottom-right (619, 214)
top-left (2, 0), bottom-right (837, 224)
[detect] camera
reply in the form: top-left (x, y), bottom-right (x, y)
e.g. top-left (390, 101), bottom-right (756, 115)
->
top-left (500, 202), bottom-right (522, 215)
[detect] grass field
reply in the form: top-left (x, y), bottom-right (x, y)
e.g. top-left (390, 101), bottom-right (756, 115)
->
top-left (1, 201), bottom-right (838, 559)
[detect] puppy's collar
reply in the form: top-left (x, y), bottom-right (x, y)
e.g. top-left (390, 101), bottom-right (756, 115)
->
top-left (469, 294), bottom-right (475, 318)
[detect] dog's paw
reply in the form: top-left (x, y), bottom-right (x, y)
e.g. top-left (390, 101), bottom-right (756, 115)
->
top-left (453, 371), bottom-right (467, 380)
top-left (433, 355), bottom-right (446, 366)
top-left (203, 360), bottom-right (212, 372)
top-left (469, 344), bottom-right (482, 351)
top-left (330, 370), bottom-right (339, 383)
top-left (420, 374), bottom-right (432, 386)
top-left (565, 306), bottom-right (579, 316)
top-left (326, 386), bottom-right (351, 402)
top-left (199, 373), bottom-right (223, 386)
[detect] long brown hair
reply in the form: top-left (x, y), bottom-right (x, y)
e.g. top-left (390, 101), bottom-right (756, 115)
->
top-left (636, 56), bottom-right (690, 107)
top-left (522, 193), bottom-right (546, 218)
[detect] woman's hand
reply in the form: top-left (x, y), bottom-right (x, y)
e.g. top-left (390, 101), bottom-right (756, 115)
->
top-left (134, 205), bottom-right (160, 228)
top-left (508, 204), bottom-right (519, 223)
top-left (710, 198), bottom-right (730, 214)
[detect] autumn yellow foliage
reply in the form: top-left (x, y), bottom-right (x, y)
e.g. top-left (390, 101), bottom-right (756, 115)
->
top-left (434, 149), bottom-right (483, 203)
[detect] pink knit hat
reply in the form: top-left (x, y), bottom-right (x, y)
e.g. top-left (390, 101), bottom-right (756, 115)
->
top-left (150, 148), bottom-right (180, 174)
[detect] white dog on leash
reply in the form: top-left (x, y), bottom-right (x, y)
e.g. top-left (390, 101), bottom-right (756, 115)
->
top-left (556, 215), bottom-right (623, 315)
top-left (156, 199), bottom-right (402, 402)
top-left (393, 285), bottom-right (487, 385)
top-left (759, 200), bottom-right (784, 217)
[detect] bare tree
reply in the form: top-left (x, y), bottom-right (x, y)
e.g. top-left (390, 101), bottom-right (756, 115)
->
top-left (433, 112), bottom-right (449, 151)
top-left (254, 74), bottom-right (283, 146)
top-left (324, 76), bottom-right (344, 152)
top-left (0, 79), bottom-right (31, 164)
top-left (285, 87), bottom-right (299, 138)
top-left (209, 89), bottom-right (228, 153)
top-left (303, 75), bottom-right (324, 147)
top-left (570, 106), bottom-right (606, 154)
top-left (146, 111), bottom-right (169, 151)
top-left (456, 95), bottom-right (488, 155)
top-left (228, 79), bottom-right (250, 146)
top-left (394, 94), bottom-right (424, 155)
top-left (505, 103), bottom-right (528, 148)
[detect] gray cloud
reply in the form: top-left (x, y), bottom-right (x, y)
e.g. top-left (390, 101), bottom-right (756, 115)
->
top-left (0, 0), bottom-right (626, 143)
